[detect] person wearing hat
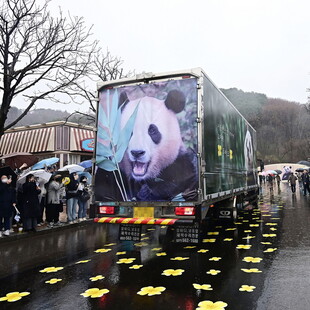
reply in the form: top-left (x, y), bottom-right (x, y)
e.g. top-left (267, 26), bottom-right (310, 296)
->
top-left (0, 175), bottom-right (16, 237)
top-left (46, 175), bottom-right (66, 227)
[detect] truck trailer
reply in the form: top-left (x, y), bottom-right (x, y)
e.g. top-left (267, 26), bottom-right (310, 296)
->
top-left (93, 68), bottom-right (258, 241)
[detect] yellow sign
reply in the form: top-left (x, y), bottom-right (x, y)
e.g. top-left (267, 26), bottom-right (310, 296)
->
top-left (134, 207), bottom-right (154, 218)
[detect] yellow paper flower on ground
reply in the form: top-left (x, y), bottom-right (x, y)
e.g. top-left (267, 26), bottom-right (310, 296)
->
top-left (242, 220), bottom-right (249, 223)
top-left (207, 232), bottom-right (219, 235)
top-left (75, 260), bottom-right (91, 264)
top-left (156, 252), bottom-right (167, 256)
top-left (203, 239), bottom-right (216, 243)
top-left (209, 257), bottom-right (222, 261)
top-left (117, 258), bottom-right (136, 264)
top-left (105, 243), bottom-right (116, 246)
top-left (151, 248), bottom-right (162, 251)
top-left (234, 222), bottom-right (242, 225)
top-left (116, 251), bottom-right (126, 255)
top-left (261, 242), bottom-right (272, 245)
top-left (81, 288), bottom-right (109, 298)
top-left (162, 269), bottom-right (185, 276)
top-left (184, 246), bottom-right (197, 249)
top-left (129, 265), bottom-right (143, 269)
top-left (241, 268), bottom-right (262, 273)
top-left (89, 275), bottom-right (105, 281)
top-left (141, 237), bottom-right (149, 240)
top-left (239, 285), bottom-right (256, 292)
top-left (193, 284), bottom-right (213, 291)
top-left (263, 234), bottom-right (277, 237)
top-left (225, 228), bottom-right (236, 231)
top-left (242, 236), bottom-right (255, 240)
top-left (134, 242), bottom-right (148, 247)
top-left (244, 230), bottom-right (252, 233)
top-left (94, 248), bottom-right (111, 253)
top-left (236, 244), bottom-right (252, 250)
top-left (45, 278), bottom-right (62, 284)
top-left (266, 223), bottom-right (277, 226)
top-left (270, 228), bottom-right (277, 231)
top-left (0, 292), bottom-right (30, 302)
top-left (197, 249), bottom-right (209, 253)
top-left (263, 248), bottom-right (277, 253)
top-left (196, 300), bottom-right (228, 310)
top-left (40, 267), bottom-right (64, 273)
top-left (249, 224), bottom-right (259, 227)
top-left (170, 257), bottom-right (189, 261)
top-left (223, 238), bottom-right (233, 241)
top-left (243, 257), bottom-right (263, 263)
top-left (137, 286), bottom-right (166, 296)
top-left (206, 269), bottom-right (221, 275)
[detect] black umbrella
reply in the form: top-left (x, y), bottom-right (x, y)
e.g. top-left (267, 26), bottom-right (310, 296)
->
top-left (296, 167), bottom-right (310, 172)
top-left (297, 161), bottom-right (310, 167)
top-left (0, 166), bottom-right (17, 187)
top-left (275, 169), bottom-right (282, 174)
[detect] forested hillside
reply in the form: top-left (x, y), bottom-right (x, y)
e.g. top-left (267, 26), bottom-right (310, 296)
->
top-left (221, 88), bottom-right (310, 164)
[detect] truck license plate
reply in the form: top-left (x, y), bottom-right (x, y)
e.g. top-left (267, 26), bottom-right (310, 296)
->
top-left (134, 207), bottom-right (154, 218)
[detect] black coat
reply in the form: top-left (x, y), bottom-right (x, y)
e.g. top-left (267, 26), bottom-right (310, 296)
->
top-left (66, 179), bottom-right (79, 199)
top-left (22, 182), bottom-right (41, 218)
top-left (0, 183), bottom-right (16, 218)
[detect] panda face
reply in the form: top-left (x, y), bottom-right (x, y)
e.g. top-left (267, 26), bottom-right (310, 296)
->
top-left (120, 96), bottom-right (184, 181)
top-left (244, 130), bottom-right (254, 170)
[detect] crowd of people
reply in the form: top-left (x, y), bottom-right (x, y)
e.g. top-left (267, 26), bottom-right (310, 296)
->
top-left (0, 165), bottom-right (91, 238)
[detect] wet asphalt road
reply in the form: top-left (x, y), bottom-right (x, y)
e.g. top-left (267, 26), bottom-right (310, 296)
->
top-left (1, 182), bottom-right (310, 310)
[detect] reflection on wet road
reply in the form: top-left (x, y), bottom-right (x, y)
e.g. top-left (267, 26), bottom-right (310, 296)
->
top-left (1, 183), bottom-right (310, 310)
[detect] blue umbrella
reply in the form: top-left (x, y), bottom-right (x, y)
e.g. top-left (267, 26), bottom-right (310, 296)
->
top-left (79, 160), bottom-right (92, 169)
top-left (77, 171), bottom-right (92, 184)
top-left (32, 157), bottom-right (59, 170)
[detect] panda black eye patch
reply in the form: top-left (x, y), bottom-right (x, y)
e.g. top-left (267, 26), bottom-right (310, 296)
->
top-left (148, 124), bottom-right (161, 144)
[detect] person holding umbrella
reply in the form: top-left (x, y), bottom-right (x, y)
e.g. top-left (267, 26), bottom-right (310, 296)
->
top-left (66, 172), bottom-right (79, 224)
top-left (301, 170), bottom-right (310, 196)
top-left (0, 175), bottom-right (16, 237)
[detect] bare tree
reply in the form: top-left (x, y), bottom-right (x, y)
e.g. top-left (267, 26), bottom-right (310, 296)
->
top-left (0, 0), bottom-right (98, 136)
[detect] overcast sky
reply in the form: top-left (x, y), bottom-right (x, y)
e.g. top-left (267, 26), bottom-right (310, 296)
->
top-left (20, 0), bottom-right (310, 112)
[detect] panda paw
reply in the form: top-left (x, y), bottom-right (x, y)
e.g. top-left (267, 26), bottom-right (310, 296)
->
top-left (137, 184), bottom-right (152, 201)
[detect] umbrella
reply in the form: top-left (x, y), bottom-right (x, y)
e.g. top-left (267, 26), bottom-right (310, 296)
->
top-left (0, 152), bottom-right (38, 169)
top-left (297, 161), bottom-right (310, 167)
top-left (79, 160), bottom-right (92, 169)
top-left (296, 167), bottom-right (310, 172)
top-left (275, 169), bottom-right (282, 174)
top-left (0, 166), bottom-right (17, 187)
top-left (59, 164), bottom-right (85, 174)
top-left (77, 171), bottom-right (92, 184)
top-left (32, 157), bottom-right (59, 170)
top-left (265, 170), bottom-right (278, 175)
top-left (17, 170), bottom-right (52, 185)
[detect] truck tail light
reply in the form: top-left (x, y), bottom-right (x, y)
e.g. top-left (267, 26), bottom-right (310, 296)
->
top-left (99, 206), bottom-right (115, 215)
top-left (175, 207), bottom-right (195, 216)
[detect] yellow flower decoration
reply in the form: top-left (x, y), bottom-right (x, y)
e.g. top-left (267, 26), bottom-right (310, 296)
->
top-left (262, 234), bottom-right (277, 237)
top-left (218, 145), bottom-right (222, 156)
top-left (239, 285), bottom-right (256, 292)
top-left (80, 288), bottom-right (109, 298)
top-left (243, 257), bottom-right (263, 263)
top-left (236, 244), bottom-right (252, 250)
top-left (234, 222), bottom-right (242, 225)
top-left (156, 252), bottom-right (167, 256)
top-left (137, 286), bottom-right (166, 296)
top-left (242, 236), bottom-right (255, 240)
top-left (162, 269), bottom-right (185, 276)
top-left (244, 230), bottom-right (252, 233)
top-left (263, 248), bottom-right (277, 253)
top-left (207, 232), bottom-right (219, 235)
top-left (193, 284), bottom-right (213, 291)
top-left (261, 242), bottom-right (272, 245)
top-left (94, 248), bottom-right (112, 253)
top-left (197, 249), bottom-right (209, 253)
top-left (225, 228), bottom-right (236, 231)
top-left (252, 217), bottom-right (260, 220)
top-left (105, 243), bottom-right (116, 246)
top-left (151, 247), bottom-right (162, 251)
top-left (147, 228), bottom-right (155, 231)
top-left (75, 260), bottom-right (91, 264)
top-left (206, 269), bottom-right (221, 275)
top-left (117, 258), bottom-right (136, 264)
top-left (203, 239), bottom-right (216, 243)
top-left (116, 251), bottom-right (126, 255)
top-left (89, 275), bottom-right (105, 281)
top-left (262, 214), bottom-right (271, 217)
top-left (209, 257), bottom-right (222, 261)
top-left (0, 291), bottom-right (30, 302)
top-left (40, 267), bottom-right (64, 273)
top-left (270, 228), bottom-right (277, 231)
top-left (141, 237), bottom-right (149, 240)
top-left (241, 268), bottom-right (262, 273)
top-left (249, 224), bottom-right (259, 227)
top-left (229, 149), bottom-right (233, 160)
top-left (129, 265), bottom-right (143, 269)
top-left (184, 246), bottom-right (196, 249)
top-left (223, 238), bottom-right (233, 241)
top-left (196, 300), bottom-right (228, 310)
top-left (170, 257), bottom-right (189, 261)
top-left (134, 242), bottom-right (148, 247)
top-left (141, 233), bottom-right (146, 236)
top-left (265, 223), bottom-right (277, 226)
top-left (45, 278), bottom-right (62, 284)
top-left (242, 220), bottom-right (249, 223)
top-left (215, 226), bottom-right (222, 229)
